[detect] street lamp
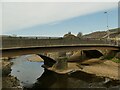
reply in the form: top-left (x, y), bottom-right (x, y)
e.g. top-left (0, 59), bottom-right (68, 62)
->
top-left (104, 11), bottom-right (110, 43)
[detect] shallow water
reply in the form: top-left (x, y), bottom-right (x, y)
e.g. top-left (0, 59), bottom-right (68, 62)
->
top-left (11, 55), bottom-right (44, 87)
top-left (10, 55), bottom-right (120, 89)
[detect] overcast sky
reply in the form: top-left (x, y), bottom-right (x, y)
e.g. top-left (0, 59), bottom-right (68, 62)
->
top-left (1, 1), bottom-right (118, 36)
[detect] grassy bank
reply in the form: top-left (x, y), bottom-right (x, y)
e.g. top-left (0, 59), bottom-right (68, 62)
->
top-left (112, 59), bottom-right (120, 63)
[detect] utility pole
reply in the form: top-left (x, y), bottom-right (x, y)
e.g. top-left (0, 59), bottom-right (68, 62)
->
top-left (104, 11), bottom-right (110, 44)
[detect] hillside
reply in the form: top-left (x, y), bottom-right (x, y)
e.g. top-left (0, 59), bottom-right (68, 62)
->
top-left (82, 28), bottom-right (120, 39)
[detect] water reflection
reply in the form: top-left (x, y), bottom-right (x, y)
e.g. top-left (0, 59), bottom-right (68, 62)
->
top-left (10, 55), bottom-right (120, 89)
top-left (31, 70), bottom-right (69, 88)
top-left (11, 55), bottom-right (44, 87)
top-left (25, 70), bottom-right (120, 89)
top-left (29, 70), bottom-right (105, 89)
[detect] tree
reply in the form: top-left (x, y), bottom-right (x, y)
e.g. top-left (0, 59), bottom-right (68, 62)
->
top-left (68, 32), bottom-right (71, 35)
top-left (77, 32), bottom-right (82, 38)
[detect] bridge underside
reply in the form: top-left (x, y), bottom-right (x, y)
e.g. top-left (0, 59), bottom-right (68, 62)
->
top-left (1, 45), bottom-right (119, 57)
top-left (36, 49), bottom-right (119, 72)
top-left (83, 50), bottom-right (103, 59)
top-left (37, 50), bottom-right (104, 68)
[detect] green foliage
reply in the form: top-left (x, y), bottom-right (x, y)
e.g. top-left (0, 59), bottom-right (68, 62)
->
top-left (112, 59), bottom-right (120, 63)
top-left (59, 57), bottom-right (68, 61)
top-left (63, 57), bottom-right (68, 60)
top-left (103, 56), bottom-right (114, 60)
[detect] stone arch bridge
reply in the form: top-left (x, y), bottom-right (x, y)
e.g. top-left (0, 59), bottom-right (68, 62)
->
top-left (1, 37), bottom-right (120, 72)
top-left (1, 44), bottom-right (119, 58)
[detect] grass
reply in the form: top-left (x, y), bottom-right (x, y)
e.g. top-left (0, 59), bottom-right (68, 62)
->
top-left (102, 55), bottom-right (115, 60)
top-left (103, 55), bottom-right (120, 63)
top-left (112, 59), bottom-right (120, 63)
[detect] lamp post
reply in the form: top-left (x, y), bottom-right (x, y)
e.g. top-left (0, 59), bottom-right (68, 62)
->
top-left (104, 11), bottom-right (110, 44)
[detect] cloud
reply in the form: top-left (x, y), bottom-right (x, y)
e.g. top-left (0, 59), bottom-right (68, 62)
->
top-left (1, 0), bottom-right (119, 2)
top-left (2, 2), bottom-right (117, 33)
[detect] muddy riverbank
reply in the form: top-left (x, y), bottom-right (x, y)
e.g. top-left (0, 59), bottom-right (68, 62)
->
top-left (1, 55), bottom-right (120, 89)
top-left (25, 69), bottom-right (120, 89)
top-left (25, 54), bottom-right (120, 80)
top-left (1, 59), bottom-right (22, 89)
top-left (44, 59), bottom-right (120, 80)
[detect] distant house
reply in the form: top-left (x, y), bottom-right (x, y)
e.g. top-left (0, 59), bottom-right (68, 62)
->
top-left (63, 32), bottom-right (77, 39)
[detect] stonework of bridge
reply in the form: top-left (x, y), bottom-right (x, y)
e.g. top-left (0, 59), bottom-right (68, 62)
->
top-left (1, 37), bottom-right (120, 57)
top-left (1, 37), bottom-right (120, 74)
top-left (2, 36), bottom-right (120, 49)
top-left (1, 44), bottom-right (119, 57)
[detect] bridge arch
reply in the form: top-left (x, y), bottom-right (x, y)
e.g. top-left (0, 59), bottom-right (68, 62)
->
top-left (83, 50), bottom-right (103, 59)
top-left (37, 54), bottom-right (56, 67)
top-left (37, 54), bottom-right (68, 70)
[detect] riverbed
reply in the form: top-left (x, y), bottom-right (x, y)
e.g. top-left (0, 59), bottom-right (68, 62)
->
top-left (8, 55), bottom-right (120, 89)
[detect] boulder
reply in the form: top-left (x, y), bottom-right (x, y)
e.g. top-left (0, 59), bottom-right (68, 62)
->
top-left (115, 52), bottom-right (120, 59)
top-left (52, 57), bottom-right (68, 70)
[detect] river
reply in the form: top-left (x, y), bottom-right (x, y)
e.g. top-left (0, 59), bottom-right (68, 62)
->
top-left (10, 55), bottom-right (120, 89)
